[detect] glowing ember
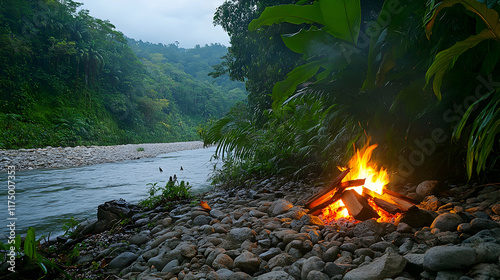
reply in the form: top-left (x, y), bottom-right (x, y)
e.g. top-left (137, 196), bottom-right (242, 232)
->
top-left (321, 141), bottom-right (395, 224)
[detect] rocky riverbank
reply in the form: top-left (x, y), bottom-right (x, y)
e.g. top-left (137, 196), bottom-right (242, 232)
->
top-left (0, 141), bottom-right (204, 172)
top-left (29, 177), bottom-right (500, 280)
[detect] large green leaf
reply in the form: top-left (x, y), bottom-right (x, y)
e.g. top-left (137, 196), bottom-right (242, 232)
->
top-left (248, 2), bottom-right (324, 31)
top-left (281, 27), bottom-right (338, 55)
top-left (425, 29), bottom-right (496, 100)
top-left (272, 59), bottom-right (327, 110)
top-left (426, 0), bottom-right (500, 40)
top-left (319, 0), bottom-right (361, 44)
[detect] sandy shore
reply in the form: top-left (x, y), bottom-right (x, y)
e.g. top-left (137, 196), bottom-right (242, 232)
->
top-left (0, 141), bottom-right (205, 172)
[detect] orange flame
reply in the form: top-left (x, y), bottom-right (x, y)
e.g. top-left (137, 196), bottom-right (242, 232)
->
top-left (321, 142), bottom-right (394, 223)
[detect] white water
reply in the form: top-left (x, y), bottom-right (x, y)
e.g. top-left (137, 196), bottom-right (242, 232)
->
top-left (0, 146), bottom-right (217, 239)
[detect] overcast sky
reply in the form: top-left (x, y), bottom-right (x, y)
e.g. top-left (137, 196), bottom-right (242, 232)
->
top-left (78, 0), bottom-right (230, 48)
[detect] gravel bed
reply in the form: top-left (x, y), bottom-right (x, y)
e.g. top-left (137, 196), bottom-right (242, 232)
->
top-left (0, 141), bottom-right (205, 172)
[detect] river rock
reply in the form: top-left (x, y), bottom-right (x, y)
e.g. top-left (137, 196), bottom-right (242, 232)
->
top-left (306, 270), bottom-right (330, 280)
top-left (268, 199), bottom-right (293, 217)
top-left (352, 219), bottom-right (385, 238)
top-left (301, 256), bottom-right (325, 280)
top-left (268, 253), bottom-right (295, 269)
top-left (467, 263), bottom-right (500, 280)
top-left (212, 253), bottom-right (234, 270)
top-left (430, 213), bottom-right (462, 232)
top-left (176, 241), bottom-right (197, 258)
top-left (255, 271), bottom-right (295, 280)
top-left (423, 245), bottom-right (476, 271)
top-left (107, 252), bottom-right (138, 269)
top-left (463, 228), bottom-right (500, 244)
top-left (130, 230), bottom-right (150, 245)
top-left (259, 247), bottom-right (282, 261)
top-left (233, 251), bottom-right (261, 274)
top-left (223, 227), bottom-right (256, 250)
top-left (193, 214), bottom-right (212, 226)
top-left (470, 218), bottom-right (500, 232)
top-left (416, 180), bottom-right (439, 196)
top-left (343, 252), bottom-right (406, 280)
top-left (474, 242), bottom-right (500, 263)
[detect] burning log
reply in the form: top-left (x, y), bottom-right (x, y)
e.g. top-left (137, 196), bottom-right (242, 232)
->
top-left (305, 168), bottom-right (351, 210)
top-left (341, 190), bottom-right (380, 221)
top-left (362, 188), bottom-right (401, 214)
top-left (307, 178), bottom-right (366, 216)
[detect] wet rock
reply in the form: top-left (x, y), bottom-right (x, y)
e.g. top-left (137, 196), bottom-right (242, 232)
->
top-left (108, 252), bottom-right (138, 269)
top-left (431, 213), bottom-right (462, 232)
top-left (343, 252), bottom-right (406, 280)
top-left (233, 251), bottom-right (261, 274)
top-left (97, 199), bottom-right (137, 231)
top-left (423, 245), bottom-right (476, 271)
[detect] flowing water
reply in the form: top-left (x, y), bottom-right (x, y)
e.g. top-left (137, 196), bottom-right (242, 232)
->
top-left (0, 146), bottom-right (217, 239)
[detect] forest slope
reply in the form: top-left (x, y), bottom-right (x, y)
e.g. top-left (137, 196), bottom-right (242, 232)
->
top-left (0, 0), bottom-right (246, 149)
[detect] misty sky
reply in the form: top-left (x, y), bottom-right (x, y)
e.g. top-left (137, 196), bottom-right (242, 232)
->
top-left (78, 0), bottom-right (230, 48)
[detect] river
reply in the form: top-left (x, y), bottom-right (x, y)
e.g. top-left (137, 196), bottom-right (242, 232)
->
top-left (0, 146), bottom-right (217, 239)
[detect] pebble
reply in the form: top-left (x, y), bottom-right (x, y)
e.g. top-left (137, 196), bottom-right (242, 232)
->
top-left (55, 178), bottom-right (500, 280)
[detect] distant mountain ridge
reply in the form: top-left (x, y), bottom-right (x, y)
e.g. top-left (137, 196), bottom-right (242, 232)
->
top-left (0, 0), bottom-right (246, 149)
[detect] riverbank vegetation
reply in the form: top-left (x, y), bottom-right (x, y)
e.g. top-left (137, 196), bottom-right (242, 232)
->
top-left (0, 0), bottom-right (246, 149)
top-left (202, 0), bottom-right (500, 185)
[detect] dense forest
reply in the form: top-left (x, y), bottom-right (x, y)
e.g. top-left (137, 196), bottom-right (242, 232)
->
top-left (203, 0), bottom-right (500, 184)
top-left (0, 0), bottom-right (246, 149)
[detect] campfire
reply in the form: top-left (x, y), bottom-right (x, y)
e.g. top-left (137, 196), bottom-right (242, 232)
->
top-left (305, 142), bottom-right (416, 224)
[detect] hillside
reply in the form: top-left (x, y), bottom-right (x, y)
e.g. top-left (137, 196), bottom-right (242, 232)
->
top-left (0, 0), bottom-right (246, 149)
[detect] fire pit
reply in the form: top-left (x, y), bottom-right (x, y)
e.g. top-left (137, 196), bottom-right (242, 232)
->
top-left (305, 143), bottom-right (417, 224)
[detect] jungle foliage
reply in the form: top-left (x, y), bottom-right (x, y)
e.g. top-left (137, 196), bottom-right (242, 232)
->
top-left (0, 0), bottom-right (246, 149)
top-left (203, 0), bottom-right (500, 184)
